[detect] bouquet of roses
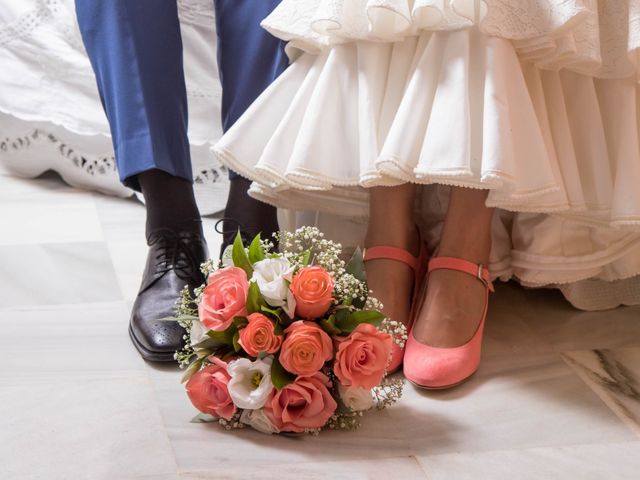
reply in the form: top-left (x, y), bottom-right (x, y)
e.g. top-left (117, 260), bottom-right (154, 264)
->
top-left (173, 227), bottom-right (406, 435)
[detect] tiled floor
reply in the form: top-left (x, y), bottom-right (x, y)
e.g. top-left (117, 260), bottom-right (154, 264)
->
top-left (1, 171), bottom-right (639, 480)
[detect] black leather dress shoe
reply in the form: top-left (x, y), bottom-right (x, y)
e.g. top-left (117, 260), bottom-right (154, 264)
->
top-left (129, 229), bottom-right (208, 362)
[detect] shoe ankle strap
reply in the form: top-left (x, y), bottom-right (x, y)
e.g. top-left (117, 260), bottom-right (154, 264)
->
top-left (428, 257), bottom-right (494, 292)
top-left (363, 246), bottom-right (420, 273)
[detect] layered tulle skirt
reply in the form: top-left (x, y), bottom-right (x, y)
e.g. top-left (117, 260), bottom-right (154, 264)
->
top-left (214, 0), bottom-right (640, 307)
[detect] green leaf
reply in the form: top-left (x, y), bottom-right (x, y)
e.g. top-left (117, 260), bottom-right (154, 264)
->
top-left (319, 314), bottom-right (341, 336)
top-left (273, 320), bottom-right (284, 336)
top-left (233, 316), bottom-right (249, 329)
top-left (301, 249), bottom-right (311, 266)
top-left (190, 413), bottom-right (218, 423)
top-left (232, 230), bottom-right (253, 277)
top-left (334, 309), bottom-right (385, 333)
top-left (271, 355), bottom-right (296, 390)
top-left (204, 326), bottom-right (237, 346)
top-left (181, 359), bottom-right (203, 383)
top-left (232, 330), bottom-right (241, 352)
top-left (345, 247), bottom-right (367, 283)
top-left (260, 304), bottom-right (282, 322)
top-left (248, 233), bottom-right (266, 263)
top-left (246, 281), bottom-right (266, 314)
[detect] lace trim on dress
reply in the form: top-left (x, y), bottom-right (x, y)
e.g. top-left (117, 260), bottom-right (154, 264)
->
top-left (1, 129), bottom-right (117, 177)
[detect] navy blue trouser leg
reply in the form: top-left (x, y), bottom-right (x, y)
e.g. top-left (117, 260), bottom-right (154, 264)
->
top-left (75, 0), bottom-right (191, 191)
top-left (214, 0), bottom-right (288, 179)
top-left (213, 0), bottom-right (288, 134)
top-left (75, 0), bottom-right (288, 188)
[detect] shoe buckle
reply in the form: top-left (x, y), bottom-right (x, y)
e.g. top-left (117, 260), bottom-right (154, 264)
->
top-left (477, 263), bottom-right (488, 287)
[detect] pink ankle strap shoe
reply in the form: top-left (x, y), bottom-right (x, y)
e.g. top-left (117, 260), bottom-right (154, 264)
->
top-left (403, 256), bottom-right (494, 390)
top-left (364, 244), bottom-right (428, 374)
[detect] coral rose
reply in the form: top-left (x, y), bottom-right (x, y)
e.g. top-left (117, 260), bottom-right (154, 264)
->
top-left (264, 372), bottom-right (337, 432)
top-left (334, 323), bottom-right (392, 389)
top-left (279, 321), bottom-right (333, 376)
top-left (290, 266), bottom-right (334, 319)
top-left (239, 313), bottom-right (283, 357)
top-left (185, 357), bottom-right (236, 420)
top-left (199, 266), bottom-right (249, 331)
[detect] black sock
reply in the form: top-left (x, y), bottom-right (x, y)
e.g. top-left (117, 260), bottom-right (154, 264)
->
top-left (138, 169), bottom-right (202, 237)
top-left (221, 176), bottom-right (278, 247)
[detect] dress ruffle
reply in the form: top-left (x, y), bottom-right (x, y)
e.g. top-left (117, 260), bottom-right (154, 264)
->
top-left (263, 0), bottom-right (640, 79)
top-left (216, 29), bottom-right (640, 227)
top-left (214, 26), bottom-right (640, 287)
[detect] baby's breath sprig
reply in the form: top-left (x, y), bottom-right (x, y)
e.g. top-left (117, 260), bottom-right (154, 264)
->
top-left (218, 411), bottom-right (245, 431)
top-left (379, 317), bottom-right (408, 349)
top-left (333, 272), bottom-right (368, 305)
top-left (200, 258), bottom-right (218, 277)
top-left (325, 411), bottom-right (362, 431)
top-left (364, 295), bottom-right (383, 312)
top-left (175, 285), bottom-right (198, 319)
top-left (278, 227), bottom-right (346, 275)
top-left (372, 377), bottom-right (404, 409)
top-left (260, 237), bottom-right (276, 254)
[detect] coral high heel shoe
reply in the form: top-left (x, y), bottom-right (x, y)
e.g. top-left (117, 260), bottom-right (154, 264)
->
top-left (403, 257), bottom-right (494, 389)
top-left (364, 244), bottom-right (428, 374)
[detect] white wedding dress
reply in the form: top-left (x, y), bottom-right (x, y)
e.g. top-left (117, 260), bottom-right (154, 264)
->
top-left (0, 0), bottom-right (229, 214)
top-left (215, 0), bottom-right (640, 310)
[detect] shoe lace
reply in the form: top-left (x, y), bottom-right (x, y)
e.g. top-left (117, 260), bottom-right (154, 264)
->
top-left (149, 230), bottom-right (200, 280)
top-left (214, 217), bottom-right (258, 246)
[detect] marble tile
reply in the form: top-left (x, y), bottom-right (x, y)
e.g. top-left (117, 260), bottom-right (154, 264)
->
top-left (145, 350), bottom-right (635, 474)
top-left (419, 441), bottom-right (640, 480)
top-left (106, 239), bottom-right (149, 301)
top-left (497, 282), bottom-right (640, 352)
top-left (482, 282), bottom-right (555, 358)
top-left (0, 173), bottom-right (104, 245)
top-left (145, 363), bottom-right (413, 472)
top-left (0, 242), bottom-right (122, 308)
top-left (93, 193), bottom-right (146, 243)
top-left (563, 347), bottom-right (640, 437)
top-left (0, 302), bottom-right (143, 379)
top-left (397, 351), bottom-right (636, 456)
top-left (179, 456), bottom-right (427, 480)
top-left (0, 376), bottom-right (178, 480)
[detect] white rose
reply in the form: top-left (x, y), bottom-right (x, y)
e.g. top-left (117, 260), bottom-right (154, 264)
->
top-left (240, 408), bottom-right (279, 435)
top-left (338, 384), bottom-right (374, 412)
top-left (190, 320), bottom-right (209, 347)
top-left (227, 357), bottom-right (274, 410)
top-left (251, 258), bottom-right (294, 307)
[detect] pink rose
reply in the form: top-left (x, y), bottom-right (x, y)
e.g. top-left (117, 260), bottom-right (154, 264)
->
top-left (185, 357), bottom-right (236, 420)
top-left (239, 312), bottom-right (283, 357)
top-left (334, 323), bottom-right (392, 389)
top-left (264, 372), bottom-right (337, 432)
top-left (290, 266), bottom-right (335, 319)
top-left (279, 321), bottom-right (333, 376)
top-left (199, 267), bottom-right (249, 331)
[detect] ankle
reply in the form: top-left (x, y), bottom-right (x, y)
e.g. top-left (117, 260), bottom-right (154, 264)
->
top-left (365, 223), bottom-right (420, 255)
top-left (436, 241), bottom-right (491, 265)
